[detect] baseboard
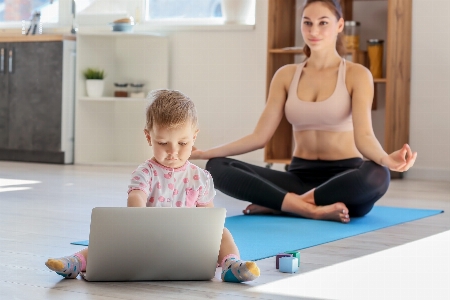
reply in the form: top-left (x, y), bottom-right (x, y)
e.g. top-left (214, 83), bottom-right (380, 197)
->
top-left (404, 167), bottom-right (450, 182)
top-left (0, 148), bottom-right (65, 164)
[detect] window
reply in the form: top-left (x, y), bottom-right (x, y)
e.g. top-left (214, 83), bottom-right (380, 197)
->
top-left (0, 0), bottom-right (254, 29)
top-left (146, 0), bottom-right (222, 20)
top-left (0, 0), bottom-right (59, 23)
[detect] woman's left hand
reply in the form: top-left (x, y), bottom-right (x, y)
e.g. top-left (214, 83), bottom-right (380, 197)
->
top-left (190, 146), bottom-right (205, 160)
top-left (380, 144), bottom-right (417, 172)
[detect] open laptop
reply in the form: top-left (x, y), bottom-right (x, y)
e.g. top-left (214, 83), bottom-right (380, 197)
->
top-left (81, 207), bottom-right (226, 281)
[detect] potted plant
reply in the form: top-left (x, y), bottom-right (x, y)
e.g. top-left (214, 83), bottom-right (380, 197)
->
top-left (83, 68), bottom-right (105, 97)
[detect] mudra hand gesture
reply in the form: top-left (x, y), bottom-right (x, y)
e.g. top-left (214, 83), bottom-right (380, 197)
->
top-left (381, 144), bottom-right (417, 172)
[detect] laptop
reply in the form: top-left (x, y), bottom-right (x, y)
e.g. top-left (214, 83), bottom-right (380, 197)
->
top-left (81, 207), bottom-right (226, 281)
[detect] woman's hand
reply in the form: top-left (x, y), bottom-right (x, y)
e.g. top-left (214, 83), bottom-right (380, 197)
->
top-left (190, 146), bottom-right (206, 160)
top-left (380, 144), bottom-right (417, 172)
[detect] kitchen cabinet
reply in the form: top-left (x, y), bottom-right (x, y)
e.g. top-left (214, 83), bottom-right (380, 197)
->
top-left (0, 39), bottom-right (76, 164)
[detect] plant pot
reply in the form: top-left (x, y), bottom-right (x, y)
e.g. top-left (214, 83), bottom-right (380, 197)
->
top-left (86, 79), bottom-right (104, 97)
top-left (221, 0), bottom-right (255, 24)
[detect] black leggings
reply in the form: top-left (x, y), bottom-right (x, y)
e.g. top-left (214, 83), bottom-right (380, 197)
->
top-left (206, 157), bottom-right (390, 217)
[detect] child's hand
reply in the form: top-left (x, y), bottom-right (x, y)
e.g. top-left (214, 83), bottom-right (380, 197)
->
top-left (127, 190), bottom-right (147, 207)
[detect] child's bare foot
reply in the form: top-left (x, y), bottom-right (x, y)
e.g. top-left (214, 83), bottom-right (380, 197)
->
top-left (243, 204), bottom-right (280, 215)
top-left (312, 203), bottom-right (350, 223)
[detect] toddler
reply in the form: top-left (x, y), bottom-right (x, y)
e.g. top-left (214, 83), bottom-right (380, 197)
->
top-left (45, 89), bottom-right (260, 283)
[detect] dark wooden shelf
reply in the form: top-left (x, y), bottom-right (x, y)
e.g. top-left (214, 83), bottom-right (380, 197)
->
top-left (264, 158), bottom-right (292, 165)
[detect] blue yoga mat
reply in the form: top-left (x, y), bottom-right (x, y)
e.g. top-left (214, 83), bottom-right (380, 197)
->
top-left (225, 206), bottom-right (442, 261)
top-left (71, 206), bottom-right (442, 261)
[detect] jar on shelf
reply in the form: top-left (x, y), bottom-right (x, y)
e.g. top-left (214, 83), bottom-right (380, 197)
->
top-left (367, 39), bottom-right (384, 78)
top-left (130, 83), bottom-right (145, 98)
top-left (114, 83), bottom-right (128, 97)
top-left (344, 21), bottom-right (360, 50)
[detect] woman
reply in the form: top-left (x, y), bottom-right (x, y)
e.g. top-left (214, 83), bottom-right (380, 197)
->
top-left (191, 0), bottom-right (417, 223)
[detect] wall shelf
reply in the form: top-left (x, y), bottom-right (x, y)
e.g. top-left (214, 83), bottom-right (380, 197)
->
top-left (79, 96), bottom-right (147, 102)
top-left (76, 30), bottom-right (165, 38)
top-left (74, 33), bottom-right (169, 165)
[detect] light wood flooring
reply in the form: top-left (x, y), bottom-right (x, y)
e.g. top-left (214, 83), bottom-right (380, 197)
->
top-left (1, 161), bottom-right (449, 300)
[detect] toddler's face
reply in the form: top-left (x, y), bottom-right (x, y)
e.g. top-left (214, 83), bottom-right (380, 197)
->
top-left (145, 122), bottom-right (197, 169)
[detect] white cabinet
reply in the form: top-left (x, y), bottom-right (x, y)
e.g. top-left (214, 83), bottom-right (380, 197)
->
top-left (62, 40), bottom-right (76, 164)
top-left (74, 32), bottom-right (169, 165)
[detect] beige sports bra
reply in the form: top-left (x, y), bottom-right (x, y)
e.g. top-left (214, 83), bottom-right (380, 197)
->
top-left (285, 59), bottom-right (353, 132)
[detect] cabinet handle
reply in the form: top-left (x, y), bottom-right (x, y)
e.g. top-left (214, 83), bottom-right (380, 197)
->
top-left (8, 49), bottom-right (13, 74)
top-left (0, 48), bottom-right (4, 73)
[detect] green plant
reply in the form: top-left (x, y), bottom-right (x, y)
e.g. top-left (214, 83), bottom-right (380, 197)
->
top-left (83, 68), bottom-right (105, 80)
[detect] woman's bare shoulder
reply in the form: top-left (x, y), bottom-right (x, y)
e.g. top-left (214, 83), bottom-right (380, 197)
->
top-left (345, 60), bottom-right (373, 84)
top-left (277, 63), bottom-right (297, 73)
top-left (274, 63), bottom-right (298, 81)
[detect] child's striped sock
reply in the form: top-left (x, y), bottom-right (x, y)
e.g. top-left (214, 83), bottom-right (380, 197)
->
top-left (220, 255), bottom-right (260, 283)
top-left (45, 253), bottom-right (85, 279)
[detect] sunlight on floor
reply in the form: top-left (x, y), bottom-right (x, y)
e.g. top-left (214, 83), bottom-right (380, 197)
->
top-left (249, 230), bottom-right (450, 300)
top-left (0, 187), bottom-right (32, 193)
top-left (0, 178), bottom-right (41, 193)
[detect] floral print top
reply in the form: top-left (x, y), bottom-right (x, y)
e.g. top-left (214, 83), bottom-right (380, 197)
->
top-left (128, 159), bottom-right (215, 207)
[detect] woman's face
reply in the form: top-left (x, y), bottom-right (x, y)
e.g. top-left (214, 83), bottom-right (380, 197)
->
top-left (301, 2), bottom-right (344, 53)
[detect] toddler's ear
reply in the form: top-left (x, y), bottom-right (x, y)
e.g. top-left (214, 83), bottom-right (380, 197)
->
top-left (144, 129), bottom-right (152, 146)
top-left (193, 129), bottom-right (199, 141)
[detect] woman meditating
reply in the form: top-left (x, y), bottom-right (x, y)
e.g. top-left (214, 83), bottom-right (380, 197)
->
top-left (190, 0), bottom-right (417, 223)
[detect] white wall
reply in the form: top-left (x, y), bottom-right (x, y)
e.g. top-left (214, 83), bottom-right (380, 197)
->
top-left (407, 0), bottom-right (450, 181)
top-left (156, 0), bottom-right (269, 168)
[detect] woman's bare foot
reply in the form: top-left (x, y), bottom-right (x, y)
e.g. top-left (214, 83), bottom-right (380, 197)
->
top-left (244, 202), bottom-right (349, 222)
top-left (243, 204), bottom-right (280, 215)
top-left (281, 193), bottom-right (350, 223)
top-left (312, 202), bottom-right (350, 223)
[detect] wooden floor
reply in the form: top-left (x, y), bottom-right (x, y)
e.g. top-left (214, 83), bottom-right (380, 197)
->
top-left (1, 161), bottom-right (449, 300)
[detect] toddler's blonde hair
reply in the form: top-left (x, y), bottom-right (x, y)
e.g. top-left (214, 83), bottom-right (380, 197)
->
top-left (145, 89), bottom-right (198, 131)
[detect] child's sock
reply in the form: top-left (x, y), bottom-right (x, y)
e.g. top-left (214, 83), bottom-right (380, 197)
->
top-left (45, 253), bottom-right (85, 279)
top-left (220, 255), bottom-right (260, 283)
